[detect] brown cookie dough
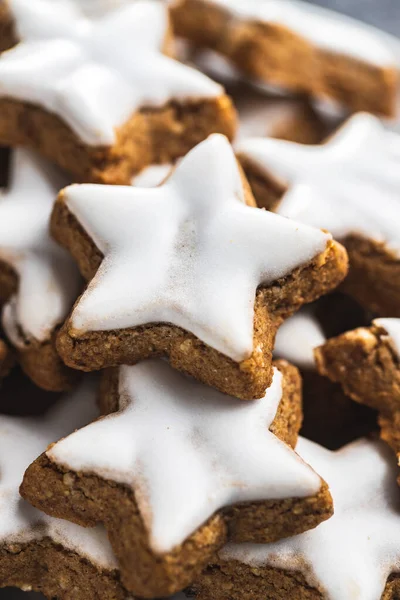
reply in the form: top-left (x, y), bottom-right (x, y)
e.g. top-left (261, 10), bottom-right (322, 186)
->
top-left (187, 555), bottom-right (400, 600)
top-left (0, 538), bottom-right (127, 600)
top-left (315, 320), bottom-right (400, 461)
top-left (21, 360), bottom-right (333, 598)
top-left (171, 0), bottom-right (398, 117)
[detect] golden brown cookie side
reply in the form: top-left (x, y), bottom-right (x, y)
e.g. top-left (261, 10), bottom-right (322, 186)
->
top-left (341, 235), bottom-right (400, 317)
top-left (0, 258), bottom-right (18, 302)
top-left (189, 556), bottom-right (324, 600)
top-left (0, 537), bottom-right (127, 600)
top-left (15, 330), bottom-right (80, 392)
top-left (315, 324), bottom-right (400, 416)
top-left (190, 556), bottom-right (400, 599)
top-left (269, 101), bottom-right (333, 146)
top-left (0, 1), bottom-right (18, 53)
top-left (0, 96), bottom-right (237, 184)
top-left (171, 0), bottom-right (397, 116)
top-left (320, 52), bottom-right (397, 118)
top-left (21, 364), bottom-right (331, 597)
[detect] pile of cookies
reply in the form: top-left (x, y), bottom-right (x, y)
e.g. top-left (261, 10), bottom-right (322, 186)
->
top-left (0, 0), bottom-right (400, 599)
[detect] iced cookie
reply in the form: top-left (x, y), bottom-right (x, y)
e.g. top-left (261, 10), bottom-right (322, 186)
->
top-left (21, 358), bottom-right (333, 597)
top-left (51, 134), bottom-right (348, 399)
top-left (171, 0), bottom-right (398, 117)
top-left (0, 377), bottom-right (130, 600)
top-left (237, 113), bottom-right (400, 317)
top-left (275, 296), bottom-right (376, 449)
top-left (0, 0), bottom-right (236, 184)
top-left (0, 148), bottom-right (81, 391)
top-left (315, 318), bottom-right (400, 472)
top-left (189, 436), bottom-right (400, 600)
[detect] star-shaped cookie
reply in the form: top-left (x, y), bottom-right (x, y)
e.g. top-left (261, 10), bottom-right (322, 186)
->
top-left (192, 436), bottom-right (400, 600)
top-left (315, 317), bottom-right (400, 476)
top-left (21, 358), bottom-right (333, 597)
top-left (0, 377), bottom-right (129, 599)
top-left (52, 134), bottom-right (347, 399)
top-left (171, 0), bottom-right (397, 116)
top-left (237, 112), bottom-right (400, 316)
top-left (0, 148), bottom-right (80, 391)
top-left (0, 0), bottom-right (235, 183)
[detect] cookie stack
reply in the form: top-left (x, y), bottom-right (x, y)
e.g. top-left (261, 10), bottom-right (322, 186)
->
top-left (0, 1), bottom-right (399, 599)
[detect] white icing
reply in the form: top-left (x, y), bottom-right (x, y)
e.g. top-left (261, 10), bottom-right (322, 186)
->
top-left (131, 164), bottom-right (173, 188)
top-left (221, 436), bottom-right (400, 600)
top-left (373, 318), bottom-right (400, 357)
top-left (64, 134), bottom-right (330, 362)
top-left (0, 149), bottom-right (80, 348)
top-left (72, 0), bottom-right (134, 18)
top-left (1, 0), bottom-right (221, 146)
top-left (274, 309), bottom-right (325, 370)
top-left (0, 377), bottom-right (118, 570)
top-left (47, 359), bottom-right (322, 554)
top-left (237, 113), bottom-right (400, 255)
top-left (211, 0), bottom-right (396, 66)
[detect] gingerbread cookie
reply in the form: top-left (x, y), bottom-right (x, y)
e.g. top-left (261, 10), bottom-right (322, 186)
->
top-left (51, 134), bottom-right (348, 399)
top-left (0, 148), bottom-right (81, 392)
top-left (21, 358), bottom-right (333, 597)
top-left (171, 0), bottom-right (398, 117)
top-left (275, 297), bottom-right (377, 449)
top-left (237, 113), bottom-right (400, 317)
top-left (189, 436), bottom-right (400, 600)
top-left (0, 0), bottom-right (236, 184)
top-left (0, 377), bottom-right (130, 600)
top-left (315, 318), bottom-right (400, 470)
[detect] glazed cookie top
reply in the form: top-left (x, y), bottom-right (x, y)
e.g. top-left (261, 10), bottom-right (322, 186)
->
top-left (274, 309), bottom-right (325, 371)
top-left (63, 134), bottom-right (330, 362)
top-left (209, 0), bottom-right (396, 66)
top-left (0, 0), bottom-right (222, 145)
top-left (221, 436), bottom-right (400, 600)
top-left (0, 377), bottom-right (118, 570)
top-left (0, 149), bottom-right (80, 348)
top-left (237, 113), bottom-right (400, 255)
top-left (47, 359), bottom-right (322, 554)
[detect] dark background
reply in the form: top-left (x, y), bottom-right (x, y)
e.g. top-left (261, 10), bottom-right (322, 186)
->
top-left (308, 0), bottom-right (399, 36)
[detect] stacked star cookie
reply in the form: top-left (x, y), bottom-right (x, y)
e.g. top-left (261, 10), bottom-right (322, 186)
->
top-left (0, 1), bottom-right (399, 599)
